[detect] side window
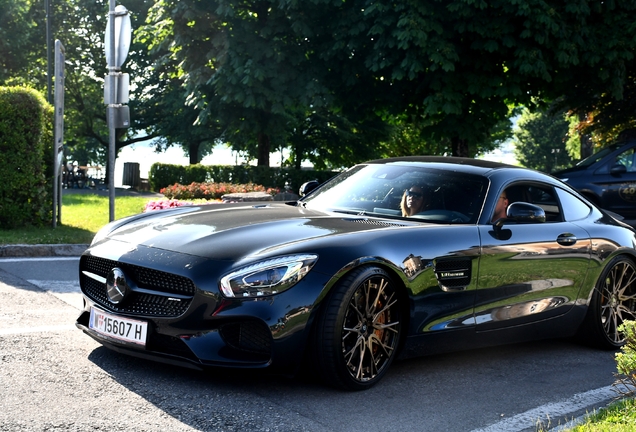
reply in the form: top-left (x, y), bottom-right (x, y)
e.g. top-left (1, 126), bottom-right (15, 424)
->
top-left (526, 185), bottom-right (562, 222)
top-left (555, 188), bottom-right (592, 221)
top-left (505, 183), bottom-right (563, 222)
top-left (615, 147), bottom-right (636, 172)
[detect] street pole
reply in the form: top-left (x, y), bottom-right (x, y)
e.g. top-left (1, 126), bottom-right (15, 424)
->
top-left (45, 0), bottom-right (52, 104)
top-left (107, 0), bottom-right (116, 222)
top-left (105, 2), bottom-right (131, 222)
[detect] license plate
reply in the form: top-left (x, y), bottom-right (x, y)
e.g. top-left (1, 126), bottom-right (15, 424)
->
top-left (89, 307), bottom-right (148, 346)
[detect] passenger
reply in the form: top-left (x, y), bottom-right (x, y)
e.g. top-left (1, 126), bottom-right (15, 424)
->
top-left (491, 191), bottom-right (509, 222)
top-left (400, 186), bottom-right (430, 217)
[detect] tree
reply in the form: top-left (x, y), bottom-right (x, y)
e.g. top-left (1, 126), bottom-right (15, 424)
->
top-left (513, 107), bottom-right (575, 173)
top-left (310, 0), bottom-right (636, 157)
top-left (0, 0), bottom-right (35, 83)
top-left (149, 0), bottom-right (397, 167)
top-left (4, 0), bottom-right (162, 180)
top-left (152, 0), bottom-right (636, 164)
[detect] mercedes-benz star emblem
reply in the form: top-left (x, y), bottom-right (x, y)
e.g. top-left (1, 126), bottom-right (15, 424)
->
top-left (106, 267), bottom-right (128, 304)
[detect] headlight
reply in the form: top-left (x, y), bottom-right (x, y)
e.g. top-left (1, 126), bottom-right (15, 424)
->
top-left (219, 254), bottom-right (318, 298)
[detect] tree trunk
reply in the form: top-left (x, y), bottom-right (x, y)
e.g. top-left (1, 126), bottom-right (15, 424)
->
top-left (257, 132), bottom-right (271, 167)
top-left (189, 142), bottom-right (201, 165)
top-left (451, 137), bottom-right (470, 157)
top-left (579, 135), bottom-right (593, 159)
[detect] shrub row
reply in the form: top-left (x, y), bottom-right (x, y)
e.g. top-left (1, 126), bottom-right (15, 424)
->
top-left (0, 86), bottom-right (53, 229)
top-left (148, 162), bottom-right (338, 193)
top-left (161, 182), bottom-right (278, 200)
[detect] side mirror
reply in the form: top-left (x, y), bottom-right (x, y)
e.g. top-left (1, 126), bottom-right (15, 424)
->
top-left (494, 202), bottom-right (546, 229)
top-left (299, 180), bottom-right (320, 197)
top-left (610, 163), bottom-right (627, 175)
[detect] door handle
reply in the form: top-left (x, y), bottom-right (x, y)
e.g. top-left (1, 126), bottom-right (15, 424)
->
top-left (557, 233), bottom-right (577, 246)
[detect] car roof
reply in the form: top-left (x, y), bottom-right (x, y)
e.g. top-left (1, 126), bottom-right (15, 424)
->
top-left (363, 156), bottom-right (524, 176)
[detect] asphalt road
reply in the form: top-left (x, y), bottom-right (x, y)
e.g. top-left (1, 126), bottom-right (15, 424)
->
top-left (0, 257), bottom-right (622, 432)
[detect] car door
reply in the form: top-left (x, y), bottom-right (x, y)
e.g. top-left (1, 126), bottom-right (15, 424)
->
top-left (475, 182), bottom-right (591, 330)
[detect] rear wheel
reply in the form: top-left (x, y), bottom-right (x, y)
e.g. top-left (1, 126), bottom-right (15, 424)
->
top-left (582, 256), bottom-right (636, 349)
top-left (313, 266), bottom-right (402, 390)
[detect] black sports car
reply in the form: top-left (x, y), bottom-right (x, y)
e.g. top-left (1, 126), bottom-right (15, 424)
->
top-left (76, 156), bottom-right (636, 390)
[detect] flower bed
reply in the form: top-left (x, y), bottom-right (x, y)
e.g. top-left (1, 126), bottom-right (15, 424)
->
top-left (143, 199), bottom-right (194, 212)
top-left (160, 182), bottom-right (279, 200)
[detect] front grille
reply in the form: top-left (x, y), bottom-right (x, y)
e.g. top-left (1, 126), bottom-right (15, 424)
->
top-left (219, 321), bottom-right (272, 355)
top-left (83, 255), bottom-right (196, 296)
top-left (80, 255), bottom-right (196, 317)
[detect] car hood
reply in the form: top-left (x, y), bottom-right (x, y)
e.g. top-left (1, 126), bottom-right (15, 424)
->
top-left (552, 166), bottom-right (586, 177)
top-left (96, 202), bottom-right (412, 260)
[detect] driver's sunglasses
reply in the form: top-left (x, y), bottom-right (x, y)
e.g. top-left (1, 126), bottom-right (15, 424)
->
top-left (405, 190), bottom-right (423, 198)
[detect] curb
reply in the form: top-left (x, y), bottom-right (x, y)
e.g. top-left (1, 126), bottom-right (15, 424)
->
top-left (0, 244), bottom-right (89, 258)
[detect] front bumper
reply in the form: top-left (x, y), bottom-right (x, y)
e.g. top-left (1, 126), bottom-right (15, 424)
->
top-left (75, 250), bottom-right (326, 372)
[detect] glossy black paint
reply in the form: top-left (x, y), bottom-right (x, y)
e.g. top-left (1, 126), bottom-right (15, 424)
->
top-left (554, 140), bottom-right (636, 219)
top-left (76, 157), bottom-right (636, 382)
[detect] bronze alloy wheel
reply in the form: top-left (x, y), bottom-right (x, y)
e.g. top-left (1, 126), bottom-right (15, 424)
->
top-left (598, 258), bottom-right (636, 345)
top-left (313, 266), bottom-right (402, 390)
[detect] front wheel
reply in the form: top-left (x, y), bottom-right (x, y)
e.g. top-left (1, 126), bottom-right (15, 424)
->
top-left (312, 266), bottom-right (403, 390)
top-left (580, 256), bottom-right (636, 349)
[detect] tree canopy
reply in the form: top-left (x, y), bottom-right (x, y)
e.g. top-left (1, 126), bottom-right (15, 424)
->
top-left (513, 107), bottom-right (575, 173)
top-left (148, 0), bottom-right (636, 165)
top-left (2, 0), bottom-right (636, 170)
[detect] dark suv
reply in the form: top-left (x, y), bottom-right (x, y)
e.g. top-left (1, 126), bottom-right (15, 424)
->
top-left (553, 140), bottom-right (636, 220)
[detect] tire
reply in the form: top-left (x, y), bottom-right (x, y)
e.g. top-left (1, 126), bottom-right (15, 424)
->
top-left (581, 256), bottom-right (636, 349)
top-left (312, 266), bottom-right (403, 390)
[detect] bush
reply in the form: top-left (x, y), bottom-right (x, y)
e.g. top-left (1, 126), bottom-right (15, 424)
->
top-left (0, 87), bottom-right (53, 228)
top-left (148, 162), bottom-right (339, 193)
top-left (614, 320), bottom-right (636, 397)
top-left (161, 182), bottom-right (278, 200)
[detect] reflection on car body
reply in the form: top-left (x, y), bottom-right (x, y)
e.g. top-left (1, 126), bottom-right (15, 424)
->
top-left (76, 156), bottom-right (636, 390)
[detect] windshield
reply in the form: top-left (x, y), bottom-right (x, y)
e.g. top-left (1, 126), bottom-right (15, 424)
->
top-left (301, 163), bottom-right (488, 224)
top-left (575, 143), bottom-right (621, 167)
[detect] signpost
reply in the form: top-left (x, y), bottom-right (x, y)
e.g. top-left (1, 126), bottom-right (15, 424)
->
top-left (52, 40), bottom-right (65, 228)
top-left (105, 2), bottom-right (131, 222)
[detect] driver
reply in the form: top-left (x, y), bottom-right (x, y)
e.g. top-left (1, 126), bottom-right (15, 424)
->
top-left (400, 185), bottom-right (430, 217)
top-left (491, 191), bottom-right (509, 222)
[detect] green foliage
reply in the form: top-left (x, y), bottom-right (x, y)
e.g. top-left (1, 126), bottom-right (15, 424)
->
top-left (148, 162), bottom-right (338, 193)
top-left (614, 321), bottom-right (636, 399)
top-left (0, 86), bottom-right (53, 228)
top-left (0, 0), bottom-right (35, 83)
top-left (513, 106), bottom-right (575, 173)
top-left (6, 0), bottom-right (636, 171)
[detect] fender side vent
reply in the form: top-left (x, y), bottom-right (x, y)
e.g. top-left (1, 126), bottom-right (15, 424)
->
top-left (435, 258), bottom-right (472, 291)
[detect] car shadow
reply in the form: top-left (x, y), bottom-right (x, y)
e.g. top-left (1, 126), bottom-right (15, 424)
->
top-left (85, 337), bottom-right (618, 432)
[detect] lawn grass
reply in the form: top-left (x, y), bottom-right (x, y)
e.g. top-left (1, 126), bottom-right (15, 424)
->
top-left (564, 398), bottom-right (636, 431)
top-left (0, 194), bottom-right (157, 245)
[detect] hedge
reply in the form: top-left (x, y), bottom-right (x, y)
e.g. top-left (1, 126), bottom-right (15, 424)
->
top-left (148, 162), bottom-right (339, 194)
top-left (0, 86), bottom-right (53, 228)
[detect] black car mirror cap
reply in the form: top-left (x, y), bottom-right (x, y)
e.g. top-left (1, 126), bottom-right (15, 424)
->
top-left (299, 180), bottom-right (320, 197)
top-left (493, 202), bottom-right (546, 229)
top-left (610, 164), bottom-right (627, 175)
